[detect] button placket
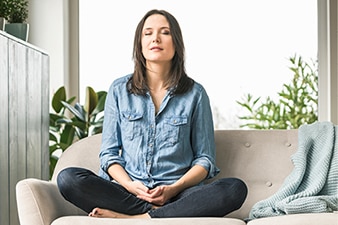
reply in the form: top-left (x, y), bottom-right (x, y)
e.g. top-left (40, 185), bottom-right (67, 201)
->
top-left (146, 121), bottom-right (156, 173)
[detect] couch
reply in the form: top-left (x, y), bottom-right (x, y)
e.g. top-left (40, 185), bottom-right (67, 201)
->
top-left (16, 128), bottom-right (338, 225)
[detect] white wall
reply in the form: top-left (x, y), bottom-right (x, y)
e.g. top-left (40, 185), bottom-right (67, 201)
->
top-left (318, 0), bottom-right (338, 124)
top-left (28, 0), bottom-right (65, 95)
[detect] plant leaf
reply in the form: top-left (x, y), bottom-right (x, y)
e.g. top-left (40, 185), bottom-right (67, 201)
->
top-left (92, 91), bottom-right (107, 115)
top-left (52, 86), bottom-right (66, 113)
top-left (60, 125), bottom-right (76, 148)
top-left (61, 101), bottom-right (86, 122)
top-left (85, 86), bottom-right (98, 116)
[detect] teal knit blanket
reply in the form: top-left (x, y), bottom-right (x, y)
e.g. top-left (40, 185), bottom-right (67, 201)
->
top-left (249, 121), bottom-right (338, 220)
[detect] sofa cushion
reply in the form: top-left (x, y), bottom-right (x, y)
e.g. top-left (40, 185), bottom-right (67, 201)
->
top-left (51, 134), bottom-right (102, 182)
top-left (16, 178), bottom-right (87, 225)
top-left (212, 129), bottom-right (298, 219)
top-left (51, 216), bottom-right (246, 225)
top-left (246, 213), bottom-right (338, 225)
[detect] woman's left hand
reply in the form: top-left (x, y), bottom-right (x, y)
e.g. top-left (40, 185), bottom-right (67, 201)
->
top-left (138, 165), bottom-right (208, 205)
top-left (137, 185), bottom-right (177, 206)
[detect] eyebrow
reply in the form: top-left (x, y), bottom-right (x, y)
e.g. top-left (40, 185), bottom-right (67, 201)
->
top-left (143, 26), bottom-right (170, 30)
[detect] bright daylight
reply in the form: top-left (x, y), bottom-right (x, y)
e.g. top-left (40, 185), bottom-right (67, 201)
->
top-left (79, 0), bottom-right (317, 128)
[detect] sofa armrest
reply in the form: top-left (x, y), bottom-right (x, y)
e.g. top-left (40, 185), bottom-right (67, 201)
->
top-left (16, 178), bottom-right (86, 225)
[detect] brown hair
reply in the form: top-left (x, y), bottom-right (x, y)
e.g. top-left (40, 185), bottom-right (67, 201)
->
top-left (127, 9), bottom-right (194, 95)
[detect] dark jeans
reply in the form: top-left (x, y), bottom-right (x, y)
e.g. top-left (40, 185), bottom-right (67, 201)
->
top-left (57, 167), bottom-right (247, 218)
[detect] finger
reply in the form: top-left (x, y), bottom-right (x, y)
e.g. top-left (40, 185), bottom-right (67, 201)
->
top-left (135, 183), bottom-right (149, 193)
top-left (136, 188), bottom-right (152, 197)
top-left (137, 191), bottom-right (154, 199)
top-left (136, 194), bottom-right (153, 203)
top-left (148, 187), bottom-right (163, 197)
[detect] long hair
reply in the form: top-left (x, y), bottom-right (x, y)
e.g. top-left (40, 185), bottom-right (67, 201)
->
top-left (127, 9), bottom-right (193, 95)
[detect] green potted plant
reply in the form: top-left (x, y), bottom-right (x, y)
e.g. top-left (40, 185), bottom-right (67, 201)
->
top-left (49, 86), bottom-right (107, 178)
top-left (236, 54), bottom-right (318, 129)
top-left (1, 0), bottom-right (29, 41)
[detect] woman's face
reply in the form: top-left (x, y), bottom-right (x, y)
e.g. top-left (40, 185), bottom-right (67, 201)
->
top-left (141, 14), bottom-right (175, 64)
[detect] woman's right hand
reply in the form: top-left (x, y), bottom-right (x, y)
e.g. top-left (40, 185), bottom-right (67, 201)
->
top-left (108, 164), bottom-right (150, 196)
top-left (125, 180), bottom-right (149, 196)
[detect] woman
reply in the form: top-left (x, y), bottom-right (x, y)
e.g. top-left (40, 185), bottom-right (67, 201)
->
top-left (57, 9), bottom-right (247, 219)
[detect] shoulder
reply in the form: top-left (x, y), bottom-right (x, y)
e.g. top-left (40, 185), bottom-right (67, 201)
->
top-left (108, 74), bottom-right (132, 92)
top-left (112, 74), bottom-right (132, 86)
top-left (188, 80), bottom-right (211, 106)
top-left (190, 79), bottom-right (208, 96)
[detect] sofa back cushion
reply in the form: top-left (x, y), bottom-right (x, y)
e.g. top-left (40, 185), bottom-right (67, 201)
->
top-left (51, 134), bottom-right (102, 182)
top-left (211, 129), bottom-right (298, 219)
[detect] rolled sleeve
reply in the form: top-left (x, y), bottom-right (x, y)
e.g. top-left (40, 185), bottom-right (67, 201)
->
top-left (190, 85), bottom-right (220, 179)
top-left (98, 81), bottom-right (125, 180)
top-left (100, 153), bottom-right (125, 172)
top-left (192, 156), bottom-right (220, 179)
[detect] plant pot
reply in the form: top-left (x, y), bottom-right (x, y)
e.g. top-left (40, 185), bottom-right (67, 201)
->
top-left (0, 17), bottom-right (5, 31)
top-left (5, 23), bottom-right (29, 41)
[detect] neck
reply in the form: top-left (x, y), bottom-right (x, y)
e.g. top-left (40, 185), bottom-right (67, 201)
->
top-left (146, 62), bottom-right (171, 91)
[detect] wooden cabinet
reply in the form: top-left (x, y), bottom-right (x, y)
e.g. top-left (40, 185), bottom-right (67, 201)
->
top-left (0, 31), bottom-right (49, 225)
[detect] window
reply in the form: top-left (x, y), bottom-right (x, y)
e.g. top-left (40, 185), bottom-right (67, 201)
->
top-left (79, 0), bottom-right (317, 128)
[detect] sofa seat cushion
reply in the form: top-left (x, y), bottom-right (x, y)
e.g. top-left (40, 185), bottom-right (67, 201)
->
top-left (51, 216), bottom-right (246, 225)
top-left (247, 213), bottom-right (338, 225)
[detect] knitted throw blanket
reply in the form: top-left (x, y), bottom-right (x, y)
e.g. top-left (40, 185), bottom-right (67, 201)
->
top-left (249, 121), bottom-right (338, 220)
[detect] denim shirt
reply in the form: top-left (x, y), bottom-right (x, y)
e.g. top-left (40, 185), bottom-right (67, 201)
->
top-left (99, 74), bottom-right (220, 188)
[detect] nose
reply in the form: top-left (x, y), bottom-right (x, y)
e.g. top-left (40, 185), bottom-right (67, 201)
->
top-left (152, 33), bottom-right (160, 43)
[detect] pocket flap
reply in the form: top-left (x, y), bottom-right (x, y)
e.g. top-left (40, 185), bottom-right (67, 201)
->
top-left (122, 111), bottom-right (143, 121)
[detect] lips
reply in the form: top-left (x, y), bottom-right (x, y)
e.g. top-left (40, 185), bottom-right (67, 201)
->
top-left (150, 46), bottom-right (163, 50)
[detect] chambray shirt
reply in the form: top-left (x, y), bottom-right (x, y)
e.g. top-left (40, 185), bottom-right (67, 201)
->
top-left (99, 74), bottom-right (220, 188)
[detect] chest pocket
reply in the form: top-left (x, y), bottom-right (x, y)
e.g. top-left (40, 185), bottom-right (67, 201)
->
top-left (158, 116), bottom-right (188, 148)
top-left (121, 111), bottom-right (143, 140)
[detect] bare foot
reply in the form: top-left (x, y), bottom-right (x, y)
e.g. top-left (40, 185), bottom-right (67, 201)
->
top-left (89, 207), bottom-right (150, 219)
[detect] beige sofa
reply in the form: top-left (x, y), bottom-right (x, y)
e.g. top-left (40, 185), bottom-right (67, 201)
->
top-left (16, 129), bottom-right (337, 225)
